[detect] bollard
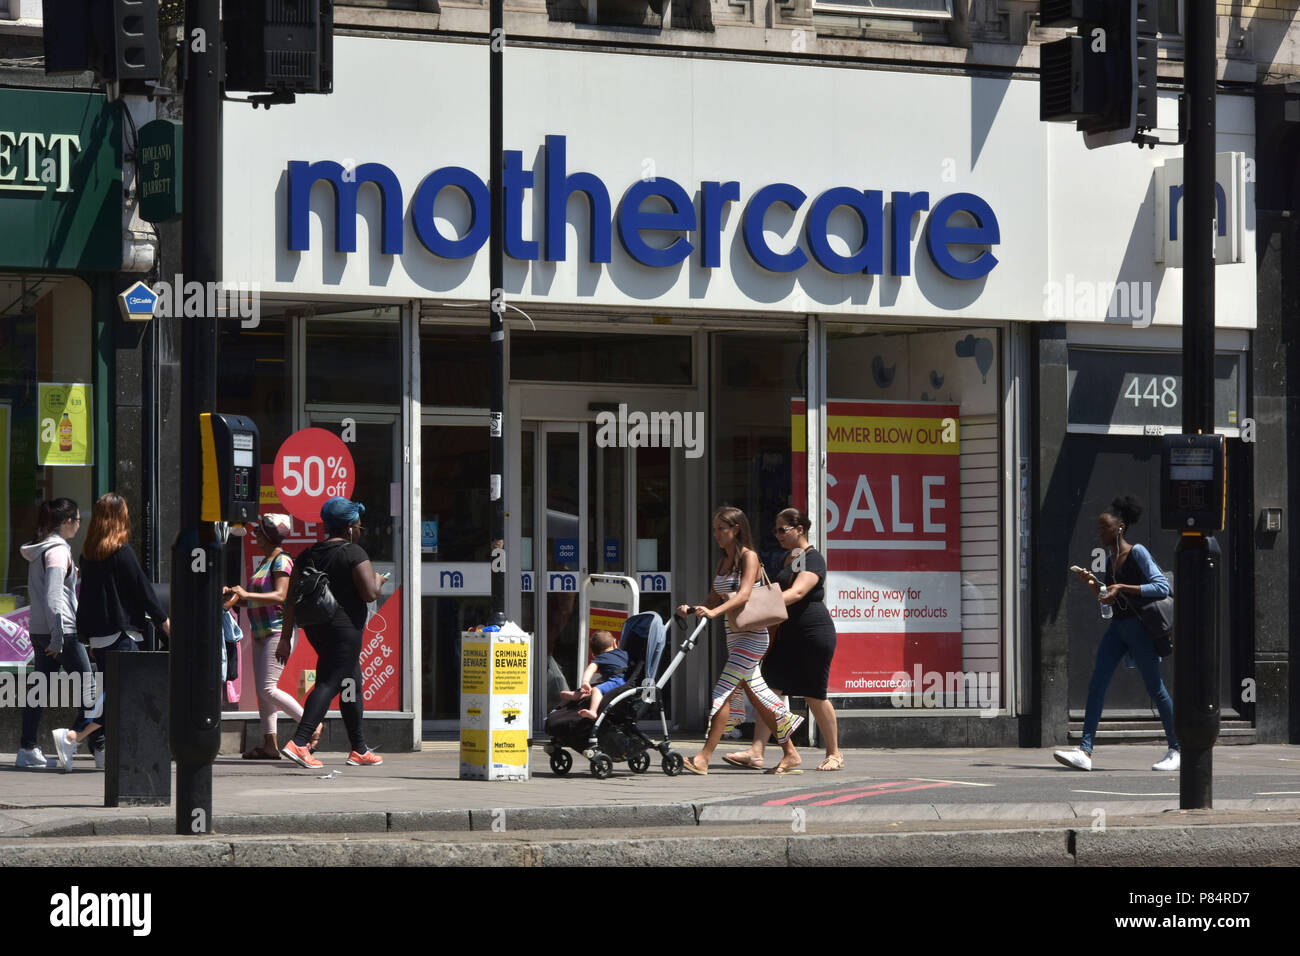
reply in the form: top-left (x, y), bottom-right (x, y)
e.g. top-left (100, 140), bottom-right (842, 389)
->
top-left (104, 651), bottom-right (171, 807)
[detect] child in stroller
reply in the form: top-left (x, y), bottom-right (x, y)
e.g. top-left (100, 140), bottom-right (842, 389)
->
top-left (544, 610), bottom-right (702, 779)
top-left (558, 629), bottom-right (627, 719)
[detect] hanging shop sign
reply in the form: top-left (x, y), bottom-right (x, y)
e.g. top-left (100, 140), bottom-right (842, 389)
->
top-left (137, 119), bottom-right (182, 223)
top-left (37, 383), bottom-right (92, 467)
top-left (793, 399), bottom-right (962, 696)
top-left (0, 89), bottom-right (121, 271)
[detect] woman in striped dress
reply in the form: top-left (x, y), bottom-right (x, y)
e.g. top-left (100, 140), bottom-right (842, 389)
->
top-left (677, 506), bottom-right (804, 775)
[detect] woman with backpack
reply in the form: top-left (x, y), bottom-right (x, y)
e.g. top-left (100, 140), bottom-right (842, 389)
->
top-left (56, 493), bottom-right (170, 771)
top-left (17, 498), bottom-right (97, 769)
top-left (1054, 495), bottom-right (1179, 773)
top-left (277, 496), bottom-right (386, 769)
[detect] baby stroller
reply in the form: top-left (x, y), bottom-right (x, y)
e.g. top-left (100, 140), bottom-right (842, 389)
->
top-left (544, 610), bottom-right (706, 779)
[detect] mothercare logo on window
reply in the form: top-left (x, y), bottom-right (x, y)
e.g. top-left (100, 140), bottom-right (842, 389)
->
top-left (594, 403), bottom-right (704, 459)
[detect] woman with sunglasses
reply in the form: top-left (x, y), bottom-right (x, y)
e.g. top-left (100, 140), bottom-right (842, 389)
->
top-left (224, 514), bottom-right (320, 759)
top-left (676, 506), bottom-right (804, 775)
top-left (726, 509), bottom-right (843, 772)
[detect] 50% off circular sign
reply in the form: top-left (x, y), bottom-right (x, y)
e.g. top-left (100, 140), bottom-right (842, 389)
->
top-left (273, 428), bottom-right (356, 526)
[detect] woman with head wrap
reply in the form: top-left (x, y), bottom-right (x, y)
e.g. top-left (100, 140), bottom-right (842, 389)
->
top-left (224, 513), bottom-right (319, 759)
top-left (277, 497), bottom-right (387, 769)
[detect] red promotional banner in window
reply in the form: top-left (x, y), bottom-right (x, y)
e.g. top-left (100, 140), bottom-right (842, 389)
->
top-left (793, 400), bottom-right (962, 696)
top-left (229, 466), bottom-right (402, 713)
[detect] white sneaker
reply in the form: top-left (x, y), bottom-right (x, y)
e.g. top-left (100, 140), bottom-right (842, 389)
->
top-left (1152, 748), bottom-right (1180, 771)
top-left (51, 728), bottom-right (78, 772)
top-left (1053, 748), bottom-right (1092, 771)
top-left (15, 747), bottom-right (50, 769)
top-left (93, 748), bottom-right (105, 770)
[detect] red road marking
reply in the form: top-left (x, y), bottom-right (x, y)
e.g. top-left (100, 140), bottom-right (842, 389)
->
top-left (808, 782), bottom-right (954, 806)
top-left (764, 779), bottom-right (951, 807)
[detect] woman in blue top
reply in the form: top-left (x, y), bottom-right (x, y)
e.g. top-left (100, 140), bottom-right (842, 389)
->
top-left (1055, 496), bottom-right (1179, 773)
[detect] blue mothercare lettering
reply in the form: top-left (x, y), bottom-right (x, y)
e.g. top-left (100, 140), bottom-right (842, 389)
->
top-left (285, 135), bottom-right (1001, 281)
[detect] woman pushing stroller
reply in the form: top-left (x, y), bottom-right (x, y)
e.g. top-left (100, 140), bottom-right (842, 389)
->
top-left (676, 506), bottom-right (804, 775)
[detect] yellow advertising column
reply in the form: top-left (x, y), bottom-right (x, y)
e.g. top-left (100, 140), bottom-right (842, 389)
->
top-left (460, 622), bottom-right (530, 781)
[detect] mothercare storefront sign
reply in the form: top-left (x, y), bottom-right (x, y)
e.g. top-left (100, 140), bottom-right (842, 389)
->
top-left (223, 36), bottom-right (1255, 325)
top-left (0, 89), bottom-right (121, 271)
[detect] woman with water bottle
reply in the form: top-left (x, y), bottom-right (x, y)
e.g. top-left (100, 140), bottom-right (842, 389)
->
top-left (1054, 496), bottom-right (1179, 773)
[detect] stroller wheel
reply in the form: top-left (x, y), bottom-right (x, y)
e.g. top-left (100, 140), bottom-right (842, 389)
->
top-left (662, 752), bottom-right (684, 776)
top-left (590, 754), bottom-right (614, 779)
top-left (549, 749), bottom-right (573, 776)
top-left (628, 751), bottom-right (651, 774)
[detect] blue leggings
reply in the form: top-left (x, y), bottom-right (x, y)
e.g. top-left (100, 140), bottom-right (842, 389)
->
top-left (1080, 615), bottom-right (1178, 754)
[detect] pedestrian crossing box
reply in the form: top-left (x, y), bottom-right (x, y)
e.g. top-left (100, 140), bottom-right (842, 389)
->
top-left (460, 625), bottom-right (531, 781)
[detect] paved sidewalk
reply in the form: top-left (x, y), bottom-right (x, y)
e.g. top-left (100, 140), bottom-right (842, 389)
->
top-left (2, 742), bottom-right (1298, 842)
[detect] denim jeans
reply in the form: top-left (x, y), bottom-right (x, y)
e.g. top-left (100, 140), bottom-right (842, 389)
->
top-left (20, 634), bottom-right (102, 752)
top-left (88, 634), bottom-right (139, 742)
top-left (1080, 615), bottom-right (1178, 755)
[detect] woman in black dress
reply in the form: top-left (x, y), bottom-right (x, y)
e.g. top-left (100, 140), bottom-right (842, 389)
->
top-left (725, 508), bottom-right (843, 772)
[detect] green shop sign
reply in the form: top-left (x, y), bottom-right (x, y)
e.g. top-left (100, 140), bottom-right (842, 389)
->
top-left (138, 119), bottom-right (181, 223)
top-left (0, 89), bottom-right (122, 271)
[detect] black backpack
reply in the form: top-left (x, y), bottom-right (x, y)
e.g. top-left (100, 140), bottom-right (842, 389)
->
top-left (293, 544), bottom-right (346, 627)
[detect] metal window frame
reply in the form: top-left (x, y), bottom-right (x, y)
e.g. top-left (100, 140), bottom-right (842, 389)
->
top-left (813, 0), bottom-right (952, 19)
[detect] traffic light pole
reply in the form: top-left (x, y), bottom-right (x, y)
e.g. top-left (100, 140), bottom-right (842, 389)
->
top-left (488, 0), bottom-right (506, 625)
top-left (171, 0), bottom-right (225, 835)
top-left (1173, 0), bottom-right (1219, 809)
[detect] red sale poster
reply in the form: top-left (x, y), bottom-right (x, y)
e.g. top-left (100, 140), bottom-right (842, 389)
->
top-left (793, 399), bottom-right (962, 696)
top-left (230, 465), bottom-right (402, 714)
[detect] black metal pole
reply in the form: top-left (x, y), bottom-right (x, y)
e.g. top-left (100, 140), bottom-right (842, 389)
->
top-left (171, 0), bottom-right (224, 834)
top-left (488, 0), bottom-right (506, 625)
top-left (1173, 0), bottom-right (1219, 809)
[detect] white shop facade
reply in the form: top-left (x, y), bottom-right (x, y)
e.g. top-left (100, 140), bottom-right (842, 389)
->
top-left (216, 34), bottom-right (1255, 748)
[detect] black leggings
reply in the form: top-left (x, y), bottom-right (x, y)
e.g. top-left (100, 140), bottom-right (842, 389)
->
top-left (292, 623), bottom-right (366, 753)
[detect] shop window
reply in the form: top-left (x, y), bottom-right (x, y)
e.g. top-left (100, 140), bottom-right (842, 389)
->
top-left (217, 316), bottom-right (292, 459)
top-left (0, 278), bottom-right (94, 626)
top-left (421, 324), bottom-right (490, 409)
top-left (711, 331), bottom-right (805, 575)
top-left (546, 0), bottom-right (713, 31)
top-left (823, 325), bottom-right (1003, 709)
top-left (511, 331), bottom-right (691, 386)
top-left (813, 0), bottom-right (952, 42)
top-left (304, 314), bottom-right (401, 407)
top-left (814, 0), bottom-right (950, 15)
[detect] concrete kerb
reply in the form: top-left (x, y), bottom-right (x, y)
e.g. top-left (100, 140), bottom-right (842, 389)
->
top-left (9, 797), bottom-right (1300, 838)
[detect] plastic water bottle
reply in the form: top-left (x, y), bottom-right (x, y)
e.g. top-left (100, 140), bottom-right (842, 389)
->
top-left (1098, 586), bottom-right (1112, 619)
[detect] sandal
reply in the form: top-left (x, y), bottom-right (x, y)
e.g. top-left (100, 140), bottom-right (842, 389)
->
top-left (816, 753), bottom-right (845, 772)
top-left (722, 752), bottom-right (764, 770)
top-left (765, 761), bottom-right (804, 775)
top-left (680, 756), bottom-right (708, 775)
top-left (308, 724), bottom-right (323, 753)
top-left (242, 747), bottom-right (280, 760)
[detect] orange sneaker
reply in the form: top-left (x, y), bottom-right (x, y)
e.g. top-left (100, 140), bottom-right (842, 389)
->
top-left (346, 749), bottom-right (383, 767)
top-left (281, 741), bottom-right (323, 770)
